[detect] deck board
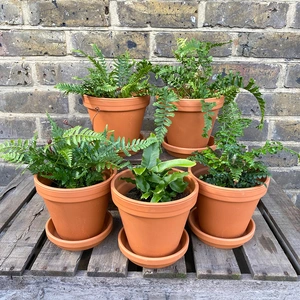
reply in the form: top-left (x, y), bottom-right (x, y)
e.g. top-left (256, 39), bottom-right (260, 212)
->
top-left (0, 171), bottom-right (35, 232)
top-left (0, 194), bottom-right (48, 275)
top-left (191, 233), bottom-right (241, 279)
top-left (87, 211), bottom-right (128, 277)
top-left (242, 210), bottom-right (298, 281)
top-left (30, 240), bottom-right (83, 277)
top-left (259, 178), bottom-right (300, 274)
top-left (143, 257), bottom-right (187, 278)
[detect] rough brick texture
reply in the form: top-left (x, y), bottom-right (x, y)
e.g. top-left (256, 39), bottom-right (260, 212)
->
top-left (0, 0), bottom-right (299, 205)
top-left (205, 2), bottom-right (288, 29)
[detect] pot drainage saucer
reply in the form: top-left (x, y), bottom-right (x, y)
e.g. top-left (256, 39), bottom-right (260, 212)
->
top-left (45, 211), bottom-right (113, 251)
top-left (118, 228), bottom-right (189, 269)
top-left (162, 136), bottom-right (216, 158)
top-left (188, 207), bottom-right (255, 249)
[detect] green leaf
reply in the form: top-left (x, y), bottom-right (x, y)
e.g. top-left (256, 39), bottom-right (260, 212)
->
top-left (152, 159), bottom-right (195, 173)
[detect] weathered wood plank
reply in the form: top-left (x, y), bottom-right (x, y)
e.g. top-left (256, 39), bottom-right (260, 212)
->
top-left (242, 210), bottom-right (298, 281)
top-left (87, 211), bottom-right (128, 277)
top-left (0, 193), bottom-right (49, 275)
top-left (191, 233), bottom-right (241, 279)
top-left (259, 178), bottom-right (300, 274)
top-left (143, 256), bottom-right (186, 278)
top-left (30, 240), bottom-right (83, 277)
top-left (0, 171), bottom-right (35, 232)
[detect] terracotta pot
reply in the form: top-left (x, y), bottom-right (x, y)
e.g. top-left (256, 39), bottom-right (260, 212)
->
top-left (189, 164), bottom-right (270, 239)
top-left (34, 169), bottom-right (117, 241)
top-left (111, 169), bottom-right (198, 258)
top-left (166, 96), bottom-right (224, 148)
top-left (83, 95), bottom-right (150, 142)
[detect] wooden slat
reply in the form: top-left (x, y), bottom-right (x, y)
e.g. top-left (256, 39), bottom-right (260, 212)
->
top-left (0, 193), bottom-right (49, 275)
top-left (143, 256), bottom-right (186, 278)
top-left (30, 240), bottom-right (83, 277)
top-left (259, 178), bottom-right (300, 274)
top-left (242, 210), bottom-right (298, 281)
top-left (191, 233), bottom-right (241, 279)
top-left (87, 211), bottom-right (128, 277)
top-left (0, 171), bottom-right (35, 232)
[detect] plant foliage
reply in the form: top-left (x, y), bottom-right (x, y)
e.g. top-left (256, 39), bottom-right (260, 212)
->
top-left (55, 44), bottom-right (152, 98)
top-left (121, 134), bottom-right (196, 203)
top-left (190, 101), bottom-right (300, 188)
top-left (153, 38), bottom-right (266, 143)
top-left (0, 114), bottom-right (156, 189)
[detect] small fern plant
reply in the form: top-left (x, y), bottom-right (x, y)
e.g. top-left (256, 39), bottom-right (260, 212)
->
top-left (153, 38), bottom-right (265, 143)
top-left (55, 44), bottom-right (152, 98)
top-left (0, 114), bottom-right (156, 189)
top-left (190, 101), bottom-right (300, 188)
top-left (121, 134), bottom-right (196, 203)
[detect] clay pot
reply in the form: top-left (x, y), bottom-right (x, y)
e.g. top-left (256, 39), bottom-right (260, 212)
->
top-left (34, 169), bottom-right (117, 241)
top-left (166, 96), bottom-right (224, 148)
top-left (189, 164), bottom-right (270, 239)
top-left (83, 95), bottom-right (150, 142)
top-left (111, 169), bottom-right (198, 258)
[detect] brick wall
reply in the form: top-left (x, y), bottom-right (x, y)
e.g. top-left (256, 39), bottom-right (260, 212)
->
top-left (0, 0), bottom-right (300, 206)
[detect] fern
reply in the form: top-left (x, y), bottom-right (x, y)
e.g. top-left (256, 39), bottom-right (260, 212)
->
top-left (55, 44), bottom-right (151, 98)
top-left (153, 87), bottom-right (179, 144)
top-left (0, 114), bottom-right (156, 189)
top-left (153, 38), bottom-right (266, 138)
top-left (190, 101), bottom-right (300, 188)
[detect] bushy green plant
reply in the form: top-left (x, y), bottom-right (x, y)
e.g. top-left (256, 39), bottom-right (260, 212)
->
top-left (121, 134), bottom-right (195, 203)
top-left (190, 101), bottom-right (300, 188)
top-left (153, 38), bottom-right (265, 143)
top-left (55, 44), bottom-right (152, 98)
top-left (0, 114), bottom-right (156, 189)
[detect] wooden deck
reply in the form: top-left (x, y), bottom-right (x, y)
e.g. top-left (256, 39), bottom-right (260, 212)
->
top-left (0, 170), bottom-right (300, 284)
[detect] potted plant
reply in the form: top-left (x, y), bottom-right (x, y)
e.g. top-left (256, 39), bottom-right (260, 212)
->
top-left (0, 114), bottom-right (155, 251)
top-left (110, 134), bottom-right (198, 268)
top-left (55, 44), bottom-right (152, 142)
top-left (153, 38), bottom-right (265, 157)
top-left (187, 100), bottom-right (300, 249)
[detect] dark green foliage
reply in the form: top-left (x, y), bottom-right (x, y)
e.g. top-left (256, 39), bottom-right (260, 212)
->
top-left (55, 44), bottom-right (152, 98)
top-left (122, 134), bottom-right (196, 203)
top-left (190, 101), bottom-right (300, 188)
top-left (0, 114), bottom-right (156, 189)
top-left (153, 38), bottom-right (265, 141)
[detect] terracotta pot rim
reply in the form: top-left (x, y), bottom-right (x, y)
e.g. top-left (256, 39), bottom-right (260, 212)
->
top-left (34, 168), bottom-right (117, 191)
top-left (174, 95), bottom-right (225, 111)
top-left (112, 169), bottom-right (198, 209)
top-left (83, 95), bottom-right (150, 111)
top-left (190, 170), bottom-right (270, 192)
top-left (34, 169), bottom-right (117, 203)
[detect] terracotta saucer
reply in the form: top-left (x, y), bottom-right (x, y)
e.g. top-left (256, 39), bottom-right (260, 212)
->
top-left (45, 211), bottom-right (113, 251)
top-left (188, 207), bottom-right (256, 249)
top-left (118, 228), bottom-right (189, 268)
top-left (162, 136), bottom-right (216, 158)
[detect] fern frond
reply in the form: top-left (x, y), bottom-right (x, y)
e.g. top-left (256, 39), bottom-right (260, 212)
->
top-left (153, 88), bottom-right (179, 144)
